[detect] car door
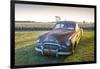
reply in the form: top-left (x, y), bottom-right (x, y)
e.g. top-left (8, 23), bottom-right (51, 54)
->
top-left (75, 24), bottom-right (81, 44)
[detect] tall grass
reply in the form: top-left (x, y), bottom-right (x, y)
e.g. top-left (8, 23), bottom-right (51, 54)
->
top-left (15, 22), bottom-right (94, 31)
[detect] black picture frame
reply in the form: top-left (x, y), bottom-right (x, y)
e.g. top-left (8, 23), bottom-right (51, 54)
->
top-left (10, 0), bottom-right (97, 68)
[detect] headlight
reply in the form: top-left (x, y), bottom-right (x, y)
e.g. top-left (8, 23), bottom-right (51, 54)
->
top-left (36, 39), bottom-right (40, 43)
top-left (66, 40), bottom-right (71, 46)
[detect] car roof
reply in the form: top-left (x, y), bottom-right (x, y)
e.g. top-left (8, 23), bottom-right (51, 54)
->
top-left (57, 21), bottom-right (76, 25)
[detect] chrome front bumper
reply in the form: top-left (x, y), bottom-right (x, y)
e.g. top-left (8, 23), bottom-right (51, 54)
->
top-left (35, 47), bottom-right (71, 55)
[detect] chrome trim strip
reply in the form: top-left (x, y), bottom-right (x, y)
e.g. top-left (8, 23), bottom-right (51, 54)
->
top-left (43, 49), bottom-right (57, 52)
top-left (57, 52), bottom-right (71, 55)
top-left (35, 47), bottom-right (71, 55)
top-left (35, 47), bottom-right (42, 52)
top-left (43, 42), bottom-right (60, 46)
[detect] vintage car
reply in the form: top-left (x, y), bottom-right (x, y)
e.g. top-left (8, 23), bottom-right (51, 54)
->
top-left (35, 21), bottom-right (83, 56)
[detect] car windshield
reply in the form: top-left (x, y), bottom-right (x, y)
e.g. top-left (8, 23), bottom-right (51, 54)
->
top-left (54, 23), bottom-right (74, 30)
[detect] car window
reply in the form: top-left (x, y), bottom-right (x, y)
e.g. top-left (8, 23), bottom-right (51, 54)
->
top-left (54, 24), bottom-right (60, 29)
top-left (54, 23), bottom-right (74, 30)
top-left (54, 24), bottom-right (64, 29)
top-left (64, 24), bottom-right (74, 30)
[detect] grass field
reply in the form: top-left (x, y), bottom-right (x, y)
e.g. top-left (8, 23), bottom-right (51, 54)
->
top-left (15, 30), bottom-right (95, 66)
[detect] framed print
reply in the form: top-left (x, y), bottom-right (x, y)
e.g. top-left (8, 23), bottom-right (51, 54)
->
top-left (10, 0), bottom-right (96, 68)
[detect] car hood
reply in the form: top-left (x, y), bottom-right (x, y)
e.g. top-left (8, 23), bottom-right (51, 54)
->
top-left (45, 29), bottom-right (75, 44)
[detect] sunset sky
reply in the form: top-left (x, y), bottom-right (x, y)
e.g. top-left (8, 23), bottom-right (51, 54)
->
top-left (15, 4), bottom-right (94, 22)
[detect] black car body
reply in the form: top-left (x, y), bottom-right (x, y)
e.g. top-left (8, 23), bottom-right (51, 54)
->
top-left (35, 21), bottom-right (83, 56)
